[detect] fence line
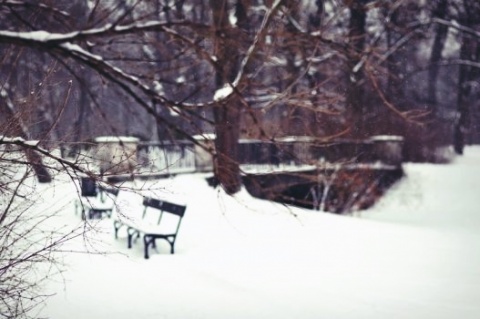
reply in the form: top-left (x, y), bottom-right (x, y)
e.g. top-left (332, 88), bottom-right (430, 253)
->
top-left (61, 136), bottom-right (403, 175)
top-left (137, 142), bottom-right (196, 174)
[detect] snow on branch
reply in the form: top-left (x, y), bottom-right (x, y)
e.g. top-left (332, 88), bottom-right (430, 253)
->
top-left (213, 0), bottom-right (283, 103)
top-left (56, 39), bottom-right (213, 115)
top-left (47, 42), bottom-right (212, 147)
top-left (0, 20), bottom-right (200, 44)
top-left (432, 17), bottom-right (480, 39)
top-left (0, 16), bottom-right (225, 112)
top-left (232, 0), bottom-right (283, 88)
top-left (213, 85), bottom-right (234, 102)
top-left (0, 12), bottom-right (284, 108)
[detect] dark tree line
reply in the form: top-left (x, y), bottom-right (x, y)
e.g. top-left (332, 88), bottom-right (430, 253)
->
top-left (0, 0), bottom-right (480, 192)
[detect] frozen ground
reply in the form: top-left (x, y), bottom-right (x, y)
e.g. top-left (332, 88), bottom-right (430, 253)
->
top-left (38, 147), bottom-right (480, 319)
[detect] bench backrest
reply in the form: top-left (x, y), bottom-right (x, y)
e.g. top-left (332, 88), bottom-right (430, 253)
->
top-left (81, 177), bottom-right (97, 197)
top-left (99, 185), bottom-right (120, 197)
top-left (142, 196), bottom-right (186, 235)
top-left (142, 197), bottom-right (186, 218)
top-left (98, 184), bottom-right (119, 204)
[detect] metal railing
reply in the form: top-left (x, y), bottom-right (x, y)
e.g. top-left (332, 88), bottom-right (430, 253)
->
top-left (137, 141), bottom-right (196, 174)
top-left (61, 135), bottom-right (403, 175)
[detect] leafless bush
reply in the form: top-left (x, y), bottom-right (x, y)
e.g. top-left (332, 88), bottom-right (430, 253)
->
top-left (1, 151), bottom-right (57, 318)
top-left (0, 139), bottom-right (103, 318)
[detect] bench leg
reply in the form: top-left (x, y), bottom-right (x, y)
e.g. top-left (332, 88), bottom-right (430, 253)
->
top-left (127, 228), bottom-right (139, 249)
top-left (141, 236), bottom-right (177, 258)
top-left (113, 221), bottom-right (122, 239)
top-left (144, 235), bottom-right (151, 259)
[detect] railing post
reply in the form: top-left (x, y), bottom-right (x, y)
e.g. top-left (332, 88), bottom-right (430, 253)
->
top-left (369, 135), bottom-right (404, 166)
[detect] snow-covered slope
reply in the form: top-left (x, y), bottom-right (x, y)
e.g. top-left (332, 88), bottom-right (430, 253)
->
top-left (40, 147), bottom-right (480, 319)
top-left (364, 146), bottom-right (480, 233)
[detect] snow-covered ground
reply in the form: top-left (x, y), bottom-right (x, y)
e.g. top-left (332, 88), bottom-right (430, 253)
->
top-left (38, 147), bottom-right (480, 319)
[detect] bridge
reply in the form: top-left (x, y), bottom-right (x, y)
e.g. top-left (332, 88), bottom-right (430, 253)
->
top-left (69, 135), bottom-right (404, 213)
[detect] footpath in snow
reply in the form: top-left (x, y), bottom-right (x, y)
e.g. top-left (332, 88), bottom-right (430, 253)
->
top-left (40, 147), bottom-right (480, 319)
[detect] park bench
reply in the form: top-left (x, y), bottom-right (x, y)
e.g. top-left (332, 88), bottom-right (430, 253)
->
top-left (113, 193), bottom-right (186, 259)
top-left (75, 176), bottom-right (119, 220)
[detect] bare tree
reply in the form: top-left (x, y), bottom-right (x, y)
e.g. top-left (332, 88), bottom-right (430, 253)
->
top-left (454, 0), bottom-right (480, 154)
top-left (3, 1), bottom-right (480, 316)
top-left (0, 135), bottom-right (93, 318)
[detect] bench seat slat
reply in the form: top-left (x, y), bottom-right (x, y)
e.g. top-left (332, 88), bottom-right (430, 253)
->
top-left (121, 218), bottom-right (176, 235)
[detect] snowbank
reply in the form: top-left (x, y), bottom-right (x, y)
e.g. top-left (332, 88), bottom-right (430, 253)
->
top-left (37, 147), bottom-right (480, 319)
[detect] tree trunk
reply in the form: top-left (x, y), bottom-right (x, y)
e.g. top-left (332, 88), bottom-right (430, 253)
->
top-left (70, 81), bottom-right (88, 157)
top-left (210, 0), bottom-right (245, 194)
top-left (213, 101), bottom-right (241, 194)
top-left (386, 8), bottom-right (409, 113)
top-left (345, 0), bottom-right (366, 138)
top-left (428, 0), bottom-right (449, 113)
top-left (454, 32), bottom-right (476, 154)
top-left (309, 0), bottom-right (324, 28)
top-left (284, 0), bottom-right (307, 135)
top-left (454, 0), bottom-right (480, 155)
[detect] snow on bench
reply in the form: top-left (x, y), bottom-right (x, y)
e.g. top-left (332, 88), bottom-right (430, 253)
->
top-left (113, 190), bottom-right (186, 259)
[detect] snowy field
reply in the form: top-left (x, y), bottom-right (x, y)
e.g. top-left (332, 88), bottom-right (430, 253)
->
top-left (37, 147), bottom-right (480, 319)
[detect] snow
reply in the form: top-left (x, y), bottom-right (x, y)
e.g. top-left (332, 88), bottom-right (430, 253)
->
top-left (192, 133), bottom-right (216, 140)
top-left (33, 146), bottom-right (480, 319)
top-left (152, 80), bottom-right (164, 94)
top-left (0, 136), bottom-right (25, 143)
top-left (94, 136), bottom-right (139, 143)
top-left (240, 162), bottom-right (396, 174)
top-left (369, 135), bottom-right (404, 142)
top-left (363, 146), bottom-right (480, 232)
top-left (176, 75), bottom-right (186, 84)
top-left (60, 42), bottom-right (103, 61)
top-left (0, 30), bottom-right (78, 42)
top-left (213, 84), bottom-right (234, 101)
top-left (0, 21), bottom-right (170, 45)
